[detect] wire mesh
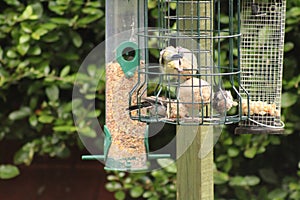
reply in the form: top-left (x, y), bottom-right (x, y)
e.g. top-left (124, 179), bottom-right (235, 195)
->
top-left (129, 0), bottom-right (244, 125)
top-left (238, 0), bottom-right (286, 129)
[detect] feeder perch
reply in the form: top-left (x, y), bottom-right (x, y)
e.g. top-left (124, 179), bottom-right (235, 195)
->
top-left (235, 0), bottom-right (286, 134)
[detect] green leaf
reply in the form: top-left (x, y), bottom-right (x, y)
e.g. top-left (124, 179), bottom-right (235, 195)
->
top-left (284, 42), bottom-right (294, 52)
top-left (107, 175), bottom-right (119, 181)
top-left (229, 176), bottom-right (247, 187)
top-left (229, 175), bottom-right (260, 187)
top-left (48, 2), bottom-right (67, 15)
top-left (0, 165), bottom-right (20, 179)
top-left (87, 64), bottom-right (97, 77)
top-left (40, 23), bottom-right (57, 31)
top-left (70, 31), bottom-right (82, 47)
top-left (82, 7), bottom-right (103, 15)
top-left (31, 28), bottom-right (48, 40)
top-left (6, 50), bottom-right (17, 58)
top-left (268, 189), bottom-right (288, 200)
top-left (244, 147), bottom-right (257, 158)
top-left (3, 0), bottom-right (20, 6)
top-left (287, 7), bottom-right (300, 18)
top-left (14, 142), bottom-right (35, 165)
top-left (59, 52), bottom-right (79, 60)
top-left (114, 191), bottom-right (126, 200)
top-left (130, 186), bottom-right (144, 198)
top-left (86, 1), bottom-right (101, 7)
top-left (78, 126), bottom-right (97, 138)
top-left (20, 22), bottom-right (32, 33)
top-left (53, 126), bottom-right (77, 132)
top-left (9, 107), bottom-right (31, 120)
top-left (214, 170), bottom-right (229, 184)
top-left (227, 147), bottom-right (239, 157)
top-left (28, 46), bottom-right (42, 55)
top-left (244, 176), bottom-right (260, 186)
top-left (17, 43), bottom-right (30, 56)
top-left (38, 115), bottom-right (54, 123)
top-left (86, 110), bottom-right (101, 118)
top-left (60, 65), bottom-right (71, 77)
top-left (259, 168), bottom-right (279, 184)
top-left (42, 33), bottom-right (60, 43)
top-left (29, 115), bottom-right (38, 127)
top-left (105, 182), bottom-right (122, 192)
top-left (77, 12), bottom-right (103, 26)
top-left (46, 85), bottom-right (59, 102)
top-left (281, 92), bottom-right (298, 108)
top-left (50, 17), bottom-right (70, 25)
top-left (19, 34), bottom-right (30, 44)
top-left (19, 5), bottom-right (33, 20)
top-left (157, 158), bottom-right (177, 173)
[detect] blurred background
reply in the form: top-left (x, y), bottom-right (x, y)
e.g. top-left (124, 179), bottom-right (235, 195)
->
top-left (0, 0), bottom-right (300, 199)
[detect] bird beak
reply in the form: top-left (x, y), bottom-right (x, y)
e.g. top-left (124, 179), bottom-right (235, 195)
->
top-left (170, 54), bottom-right (183, 60)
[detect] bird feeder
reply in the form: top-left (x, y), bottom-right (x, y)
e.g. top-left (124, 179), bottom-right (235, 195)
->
top-left (129, 0), bottom-right (245, 125)
top-left (81, 0), bottom-right (170, 171)
top-left (235, 0), bottom-right (286, 134)
top-left (81, 1), bottom-right (286, 198)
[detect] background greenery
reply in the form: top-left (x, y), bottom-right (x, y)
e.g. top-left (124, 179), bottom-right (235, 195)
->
top-left (1, 0), bottom-right (300, 199)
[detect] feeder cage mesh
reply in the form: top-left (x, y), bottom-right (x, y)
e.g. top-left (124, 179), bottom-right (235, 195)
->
top-left (129, 0), bottom-right (244, 126)
top-left (236, 0), bottom-right (286, 133)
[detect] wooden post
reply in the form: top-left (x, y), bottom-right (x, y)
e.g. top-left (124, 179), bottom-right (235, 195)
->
top-left (176, 126), bottom-right (214, 200)
top-left (176, 1), bottom-right (214, 199)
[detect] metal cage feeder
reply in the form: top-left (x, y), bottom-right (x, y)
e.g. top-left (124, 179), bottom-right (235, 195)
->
top-left (235, 0), bottom-right (286, 134)
top-left (129, 0), bottom-right (247, 126)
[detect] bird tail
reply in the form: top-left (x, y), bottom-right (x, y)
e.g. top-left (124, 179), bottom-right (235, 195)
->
top-left (127, 102), bottom-right (152, 111)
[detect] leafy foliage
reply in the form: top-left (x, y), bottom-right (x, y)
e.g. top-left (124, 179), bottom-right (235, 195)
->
top-left (105, 159), bottom-right (176, 200)
top-left (0, 0), bottom-right (105, 178)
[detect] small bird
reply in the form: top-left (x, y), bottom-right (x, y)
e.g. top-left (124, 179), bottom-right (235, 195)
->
top-left (159, 46), bottom-right (197, 81)
top-left (127, 96), bottom-right (189, 119)
top-left (177, 77), bottom-right (211, 113)
top-left (128, 96), bottom-right (167, 117)
top-left (212, 90), bottom-right (238, 114)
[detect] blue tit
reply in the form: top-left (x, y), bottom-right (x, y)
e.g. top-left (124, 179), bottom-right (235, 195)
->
top-left (127, 96), bottom-right (189, 119)
top-left (159, 46), bottom-right (198, 81)
top-left (128, 96), bottom-right (167, 117)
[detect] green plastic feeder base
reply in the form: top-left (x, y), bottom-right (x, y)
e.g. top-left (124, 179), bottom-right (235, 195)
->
top-left (81, 125), bottom-right (171, 171)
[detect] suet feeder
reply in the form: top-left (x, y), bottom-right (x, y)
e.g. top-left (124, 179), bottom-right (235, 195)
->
top-left (235, 0), bottom-right (286, 134)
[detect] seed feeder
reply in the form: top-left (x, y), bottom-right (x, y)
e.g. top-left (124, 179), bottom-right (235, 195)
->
top-left (235, 0), bottom-right (286, 134)
top-left (81, 1), bottom-right (170, 171)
